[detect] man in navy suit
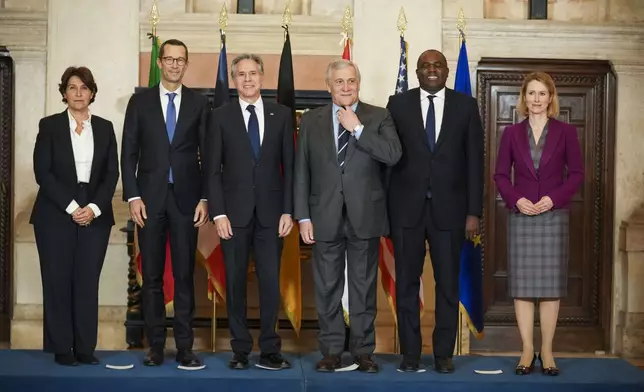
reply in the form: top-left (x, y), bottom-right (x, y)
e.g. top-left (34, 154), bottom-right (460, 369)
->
top-left (207, 53), bottom-right (294, 371)
top-left (121, 39), bottom-right (209, 368)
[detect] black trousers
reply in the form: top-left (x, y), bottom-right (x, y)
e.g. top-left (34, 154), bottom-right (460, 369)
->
top-left (34, 183), bottom-right (111, 355)
top-left (391, 199), bottom-right (464, 359)
top-left (138, 185), bottom-right (197, 350)
top-left (312, 211), bottom-right (379, 356)
top-left (220, 213), bottom-right (282, 354)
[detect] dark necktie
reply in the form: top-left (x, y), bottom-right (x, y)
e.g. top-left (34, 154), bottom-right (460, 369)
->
top-left (337, 124), bottom-right (350, 167)
top-left (425, 95), bottom-right (436, 152)
top-left (247, 104), bottom-right (261, 160)
top-left (166, 92), bottom-right (177, 183)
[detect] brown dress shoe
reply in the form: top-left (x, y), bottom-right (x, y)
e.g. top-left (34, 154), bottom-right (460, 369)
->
top-left (354, 354), bottom-right (379, 373)
top-left (315, 355), bottom-right (341, 372)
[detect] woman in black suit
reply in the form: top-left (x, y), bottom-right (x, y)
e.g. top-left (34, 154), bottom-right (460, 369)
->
top-left (30, 66), bottom-right (118, 366)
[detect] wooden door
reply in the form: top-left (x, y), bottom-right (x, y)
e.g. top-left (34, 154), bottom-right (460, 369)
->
top-left (0, 48), bottom-right (13, 344)
top-left (471, 58), bottom-right (616, 352)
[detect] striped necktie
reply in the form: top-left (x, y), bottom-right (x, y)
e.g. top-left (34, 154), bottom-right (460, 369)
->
top-left (337, 125), bottom-right (350, 167)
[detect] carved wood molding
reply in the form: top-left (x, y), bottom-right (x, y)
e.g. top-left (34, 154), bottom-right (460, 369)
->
top-left (139, 13), bottom-right (343, 55)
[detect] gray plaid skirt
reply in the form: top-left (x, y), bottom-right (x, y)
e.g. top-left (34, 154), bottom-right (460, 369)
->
top-left (507, 209), bottom-right (569, 298)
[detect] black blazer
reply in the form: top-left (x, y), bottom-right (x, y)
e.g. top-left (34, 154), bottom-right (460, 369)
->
top-left (386, 87), bottom-right (484, 230)
top-left (207, 99), bottom-right (294, 228)
top-left (121, 85), bottom-right (208, 215)
top-left (30, 110), bottom-right (119, 227)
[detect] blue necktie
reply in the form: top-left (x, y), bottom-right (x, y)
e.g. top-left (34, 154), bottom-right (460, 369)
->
top-left (425, 95), bottom-right (436, 152)
top-left (425, 95), bottom-right (435, 199)
top-left (247, 104), bottom-right (261, 161)
top-left (166, 92), bottom-right (177, 183)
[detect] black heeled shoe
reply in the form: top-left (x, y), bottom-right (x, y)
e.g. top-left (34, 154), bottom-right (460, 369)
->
top-left (515, 353), bottom-right (536, 375)
top-left (537, 353), bottom-right (560, 376)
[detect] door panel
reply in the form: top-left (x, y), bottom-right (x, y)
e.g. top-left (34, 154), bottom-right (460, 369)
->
top-left (472, 59), bottom-right (616, 352)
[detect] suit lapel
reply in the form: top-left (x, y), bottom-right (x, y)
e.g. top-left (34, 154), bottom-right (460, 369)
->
top-left (514, 120), bottom-right (538, 179)
top-left (172, 86), bottom-right (193, 146)
top-left (89, 116), bottom-right (104, 183)
top-left (60, 110), bottom-right (78, 183)
top-left (151, 85), bottom-right (169, 146)
top-left (317, 105), bottom-right (338, 167)
top-left (260, 102), bottom-right (278, 162)
top-left (343, 102), bottom-right (364, 166)
top-left (411, 89), bottom-right (431, 151)
top-left (232, 100), bottom-right (256, 159)
top-left (539, 119), bottom-right (562, 170)
top-left (434, 89), bottom-right (453, 153)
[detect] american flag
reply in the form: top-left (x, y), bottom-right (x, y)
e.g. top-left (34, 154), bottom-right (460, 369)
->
top-left (378, 33), bottom-right (424, 322)
top-left (395, 35), bottom-right (408, 94)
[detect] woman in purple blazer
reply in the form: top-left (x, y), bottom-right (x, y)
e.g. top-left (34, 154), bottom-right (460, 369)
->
top-left (493, 72), bottom-right (583, 376)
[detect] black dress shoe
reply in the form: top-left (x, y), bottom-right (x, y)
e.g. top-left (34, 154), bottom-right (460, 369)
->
top-left (228, 353), bottom-right (249, 370)
top-left (315, 355), bottom-right (341, 372)
top-left (434, 357), bottom-right (455, 373)
top-left (257, 353), bottom-right (291, 370)
top-left (537, 354), bottom-right (560, 376)
top-left (75, 353), bottom-right (99, 365)
top-left (176, 349), bottom-right (202, 368)
top-left (143, 347), bottom-right (164, 366)
top-left (354, 354), bottom-right (379, 373)
top-left (55, 352), bottom-right (78, 366)
top-left (515, 353), bottom-right (536, 375)
top-left (398, 358), bottom-right (422, 373)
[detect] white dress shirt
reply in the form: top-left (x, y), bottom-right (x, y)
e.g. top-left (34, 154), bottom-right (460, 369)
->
top-left (65, 111), bottom-right (101, 217)
top-left (159, 83), bottom-right (182, 123)
top-left (239, 96), bottom-right (265, 144)
top-left (420, 87), bottom-right (445, 142)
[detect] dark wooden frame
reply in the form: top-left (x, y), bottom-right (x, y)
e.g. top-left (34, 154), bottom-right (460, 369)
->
top-left (0, 48), bottom-right (13, 344)
top-left (124, 88), bottom-right (331, 348)
top-left (471, 58), bottom-right (616, 352)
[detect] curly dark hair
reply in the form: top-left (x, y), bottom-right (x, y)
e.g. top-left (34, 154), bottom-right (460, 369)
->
top-left (58, 66), bottom-right (98, 104)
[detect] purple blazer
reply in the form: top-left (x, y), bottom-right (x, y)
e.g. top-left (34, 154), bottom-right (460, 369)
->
top-left (493, 118), bottom-right (584, 210)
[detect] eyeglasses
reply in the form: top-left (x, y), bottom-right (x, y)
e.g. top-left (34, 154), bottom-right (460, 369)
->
top-left (161, 56), bottom-right (187, 66)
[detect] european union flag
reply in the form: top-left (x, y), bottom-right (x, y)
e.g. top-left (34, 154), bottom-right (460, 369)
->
top-left (213, 30), bottom-right (230, 109)
top-left (454, 35), bottom-right (484, 338)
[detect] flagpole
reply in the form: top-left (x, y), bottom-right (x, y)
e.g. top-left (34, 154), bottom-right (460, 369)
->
top-left (392, 6), bottom-right (408, 355)
top-left (149, 0), bottom-right (160, 37)
top-left (455, 8), bottom-right (466, 356)
top-left (282, 0), bottom-right (292, 39)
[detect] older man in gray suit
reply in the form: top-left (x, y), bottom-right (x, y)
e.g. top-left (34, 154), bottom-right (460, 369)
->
top-left (294, 59), bottom-right (402, 373)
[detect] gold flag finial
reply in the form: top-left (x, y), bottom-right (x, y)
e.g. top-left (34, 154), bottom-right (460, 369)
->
top-left (218, 3), bottom-right (229, 33)
top-left (457, 7), bottom-right (466, 45)
top-left (149, 0), bottom-right (160, 35)
top-left (341, 5), bottom-right (353, 36)
top-left (282, 0), bottom-right (293, 28)
top-left (397, 7), bottom-right (408, 35)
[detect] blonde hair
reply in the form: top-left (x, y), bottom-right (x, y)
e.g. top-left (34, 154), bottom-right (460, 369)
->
top-left (517, 71), bottom-right (560, 118)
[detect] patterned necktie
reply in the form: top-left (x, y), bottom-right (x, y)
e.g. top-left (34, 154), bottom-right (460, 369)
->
top-left (247, 104), bottom-right (261, 160)
top-left (166, 92), bottom-right (177, 183)
top-left (337, 124), bottom-right (350, 167)
top-left (425, 95), bottom-right (436, 152)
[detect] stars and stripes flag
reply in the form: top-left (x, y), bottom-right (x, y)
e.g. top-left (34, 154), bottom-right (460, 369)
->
top-left (381, 35), bottom-right (425, 320)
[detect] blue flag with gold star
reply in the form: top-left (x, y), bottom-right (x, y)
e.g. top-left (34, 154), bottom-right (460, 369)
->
top-left (455, 35), bottom-right (484, 338)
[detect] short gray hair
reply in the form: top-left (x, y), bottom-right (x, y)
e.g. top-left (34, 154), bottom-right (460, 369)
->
top-left (231, 53), bottom-right (264, 78)
top-left (325, 59), bottom-right (361, 84)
